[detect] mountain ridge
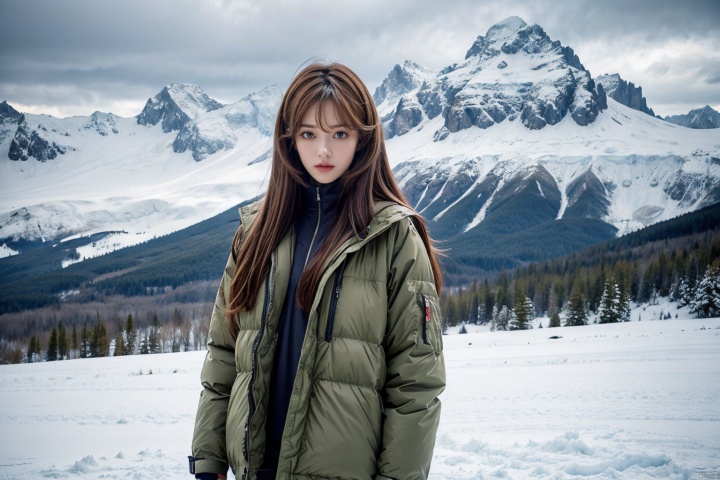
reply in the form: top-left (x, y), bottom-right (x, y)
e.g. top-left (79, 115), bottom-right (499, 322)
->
top-left (665, 105), bottom-right (720, 129)
top-left (1, 16), bottom-right (719, 278)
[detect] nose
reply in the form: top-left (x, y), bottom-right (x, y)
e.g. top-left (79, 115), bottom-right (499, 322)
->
top-left (318, 139), bottom-right (331, 158)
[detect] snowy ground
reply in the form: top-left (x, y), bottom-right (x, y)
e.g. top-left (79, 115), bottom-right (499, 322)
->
top-left (1, 309), bottom-right (719, 479)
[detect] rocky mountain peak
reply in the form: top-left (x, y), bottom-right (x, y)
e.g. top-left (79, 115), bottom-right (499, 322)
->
top-left (85, 111), bottom-right (119, 136)
top-left (373, 60), bottom-right (437, 113)
top-left (381, 16), bottom-right (607, 140)
top-left (0, 101), bottom-right (23, 124)
top-left (665, 105), bottom-right (720, 129)
top-left (486, 16), bottom-right (528, 44)
top-left (137, 83), bottom-right (223, 133)
top-left (164, 83), bottom-right (223, 117)
top-left (465, 17), bottom-right (559, 61)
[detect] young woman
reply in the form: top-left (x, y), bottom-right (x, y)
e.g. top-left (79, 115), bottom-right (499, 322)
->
top-left (189, 62), bottom-right (445, 480)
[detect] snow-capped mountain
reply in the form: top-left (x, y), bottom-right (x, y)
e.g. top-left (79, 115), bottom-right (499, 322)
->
top-left (0, 84), bottom-right (280, 260)
top-left (665, 105), bottom-right (720, 129)
top-left (173, 85), bottom-right (282, 161)
top-left (1, 16), bottom-right (719, 269)
top-left (379, 16), bottom-right (607, 142)
top-left (595, 73), bottom-right (656, 117)
top-left (136, 83), bottom-right (224, 133)
top-left (375, 17), bottom-right (720, 255)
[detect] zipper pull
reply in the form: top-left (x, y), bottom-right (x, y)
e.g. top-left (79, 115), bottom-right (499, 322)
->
top-left (316, 186), bottom-right (320, 203)
top-left (335, 285), bottom-right (340, 299)
top-left (423, 294), bottom-right (431, 322)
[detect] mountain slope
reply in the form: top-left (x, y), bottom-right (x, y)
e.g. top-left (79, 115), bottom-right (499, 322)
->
top-left (0, 196), bottom-right (259, 313)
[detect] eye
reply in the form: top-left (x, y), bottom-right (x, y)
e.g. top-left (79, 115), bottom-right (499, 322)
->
top-left (299, 131), bottom-right (314, 139)
top-left (334, 131), bottom-right (349, 139)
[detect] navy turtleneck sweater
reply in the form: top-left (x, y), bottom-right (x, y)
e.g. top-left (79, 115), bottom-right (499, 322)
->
top-left (262, 175), bottom-right (343, 472)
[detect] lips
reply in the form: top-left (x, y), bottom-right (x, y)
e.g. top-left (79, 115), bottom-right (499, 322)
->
top-left (315, 163), bottom-right (334, 171)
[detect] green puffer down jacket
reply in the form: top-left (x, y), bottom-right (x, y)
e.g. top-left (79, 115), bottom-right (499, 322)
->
top-left (191, 199), bottom-right (445, 480)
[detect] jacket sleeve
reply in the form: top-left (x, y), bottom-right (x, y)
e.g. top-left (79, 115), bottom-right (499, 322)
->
top-left (191, 228), bottom-right (243, 476)
top-left (377, 216), bottom-right (446, 480)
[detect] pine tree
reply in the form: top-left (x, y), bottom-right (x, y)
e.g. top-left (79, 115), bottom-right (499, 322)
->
top-left (682, 261), bottom-right (699, 306)
top-left (618, 280), bottom-right (631, 322)
top-left (639, 267), bottom-right (656, 303)
top-left (495, 285), bottom-right (508, 317)
top-left (58, 322), bottom-right (68, 360)
top-left (71, 325), bottom-right (78, 359)
top-left (149, 313), bottom-right (161, 354)
top-left (495, 305), bottom-right (510, 331)
top-left (27, 336), bottom-right (39, 363)
top-left (444, 299), bottom-right (457, 327)
top-left (80, 323), bottom-right (89, 358)
top-left (510, 293), bottom-right (531, 330)
top-left (26, 337), bottom-right (33, 363)
top-left (548, 285), bottom-right (561, 328)
top-left (478, 304), bottom-right (486, 325)
top-left (172, 308), bottom-right (183, 353)
top-left (140, 330), bottom-right (149, 355)
top-left (125, 314), bottom-right (136, 355)
top-left (89, 324), bottom-right (98, 358)
top-left (524, 296), bottom-right (535, 329)
top-left (47, 327), bottom-right (58, 361)
top-left (95, 322), bottom-right (109, 357)
top-left (564, 286), bottom-right (587, 326)
top-left (690, 257), bottom-right (720, 318)
top-left (114, 329), bottom-right (125, 356)
top-left (481, 282), bottom-right (493, 324)
top-left (598, 279), bottom-right (621, 324)
top-left (469, 294), bottom-right (479, 324)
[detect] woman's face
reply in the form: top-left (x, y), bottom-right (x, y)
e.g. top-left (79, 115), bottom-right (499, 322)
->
top-left (295, 101), bottom-right (359, 184)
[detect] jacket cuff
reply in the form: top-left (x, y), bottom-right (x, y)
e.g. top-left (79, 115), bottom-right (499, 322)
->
top-left (374, 475), bottom-right (397, 480)
top-left (193, 459), bottom-right (229, 477)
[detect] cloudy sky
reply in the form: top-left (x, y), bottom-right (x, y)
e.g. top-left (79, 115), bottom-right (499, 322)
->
top-left (1, 0), bottom-right (718, 119)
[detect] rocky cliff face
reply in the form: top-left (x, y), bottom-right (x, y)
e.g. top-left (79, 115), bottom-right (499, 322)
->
top-left (595, 73), bottom-right (656, 117)
top-left (8, 116), bottom-right (68, 162)
top-left (0, 101), bottom-right (23, 146)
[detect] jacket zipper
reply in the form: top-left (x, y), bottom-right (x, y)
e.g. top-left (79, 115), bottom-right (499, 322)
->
top-left (324, 261), bottom-right (346, 342)
top-left (422, 293), bottom-right (431, 345)
top-left (303, 186), bottom-right (321, 269)
top-left (243, 254), bottom-right (274, 474)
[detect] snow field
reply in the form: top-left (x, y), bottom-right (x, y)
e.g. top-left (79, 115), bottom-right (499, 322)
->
top-left (0, 316), bottom-right (719, 479)
top-left (434, 318), bottom-right (720, 479)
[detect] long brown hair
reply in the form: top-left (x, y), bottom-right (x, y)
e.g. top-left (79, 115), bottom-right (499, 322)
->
top-left (226, 62), bottom-right (443, 337)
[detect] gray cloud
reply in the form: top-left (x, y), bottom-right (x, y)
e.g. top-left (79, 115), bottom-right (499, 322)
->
top-left (1, 0), bottom-right (718, 117)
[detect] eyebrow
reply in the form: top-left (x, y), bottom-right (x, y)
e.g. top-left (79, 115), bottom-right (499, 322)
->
top-left (299, 123), bottom-right (346, 129)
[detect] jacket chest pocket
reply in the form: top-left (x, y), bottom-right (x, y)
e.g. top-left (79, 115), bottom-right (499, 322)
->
top-left (416, 291), bottom-right (443, 353)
